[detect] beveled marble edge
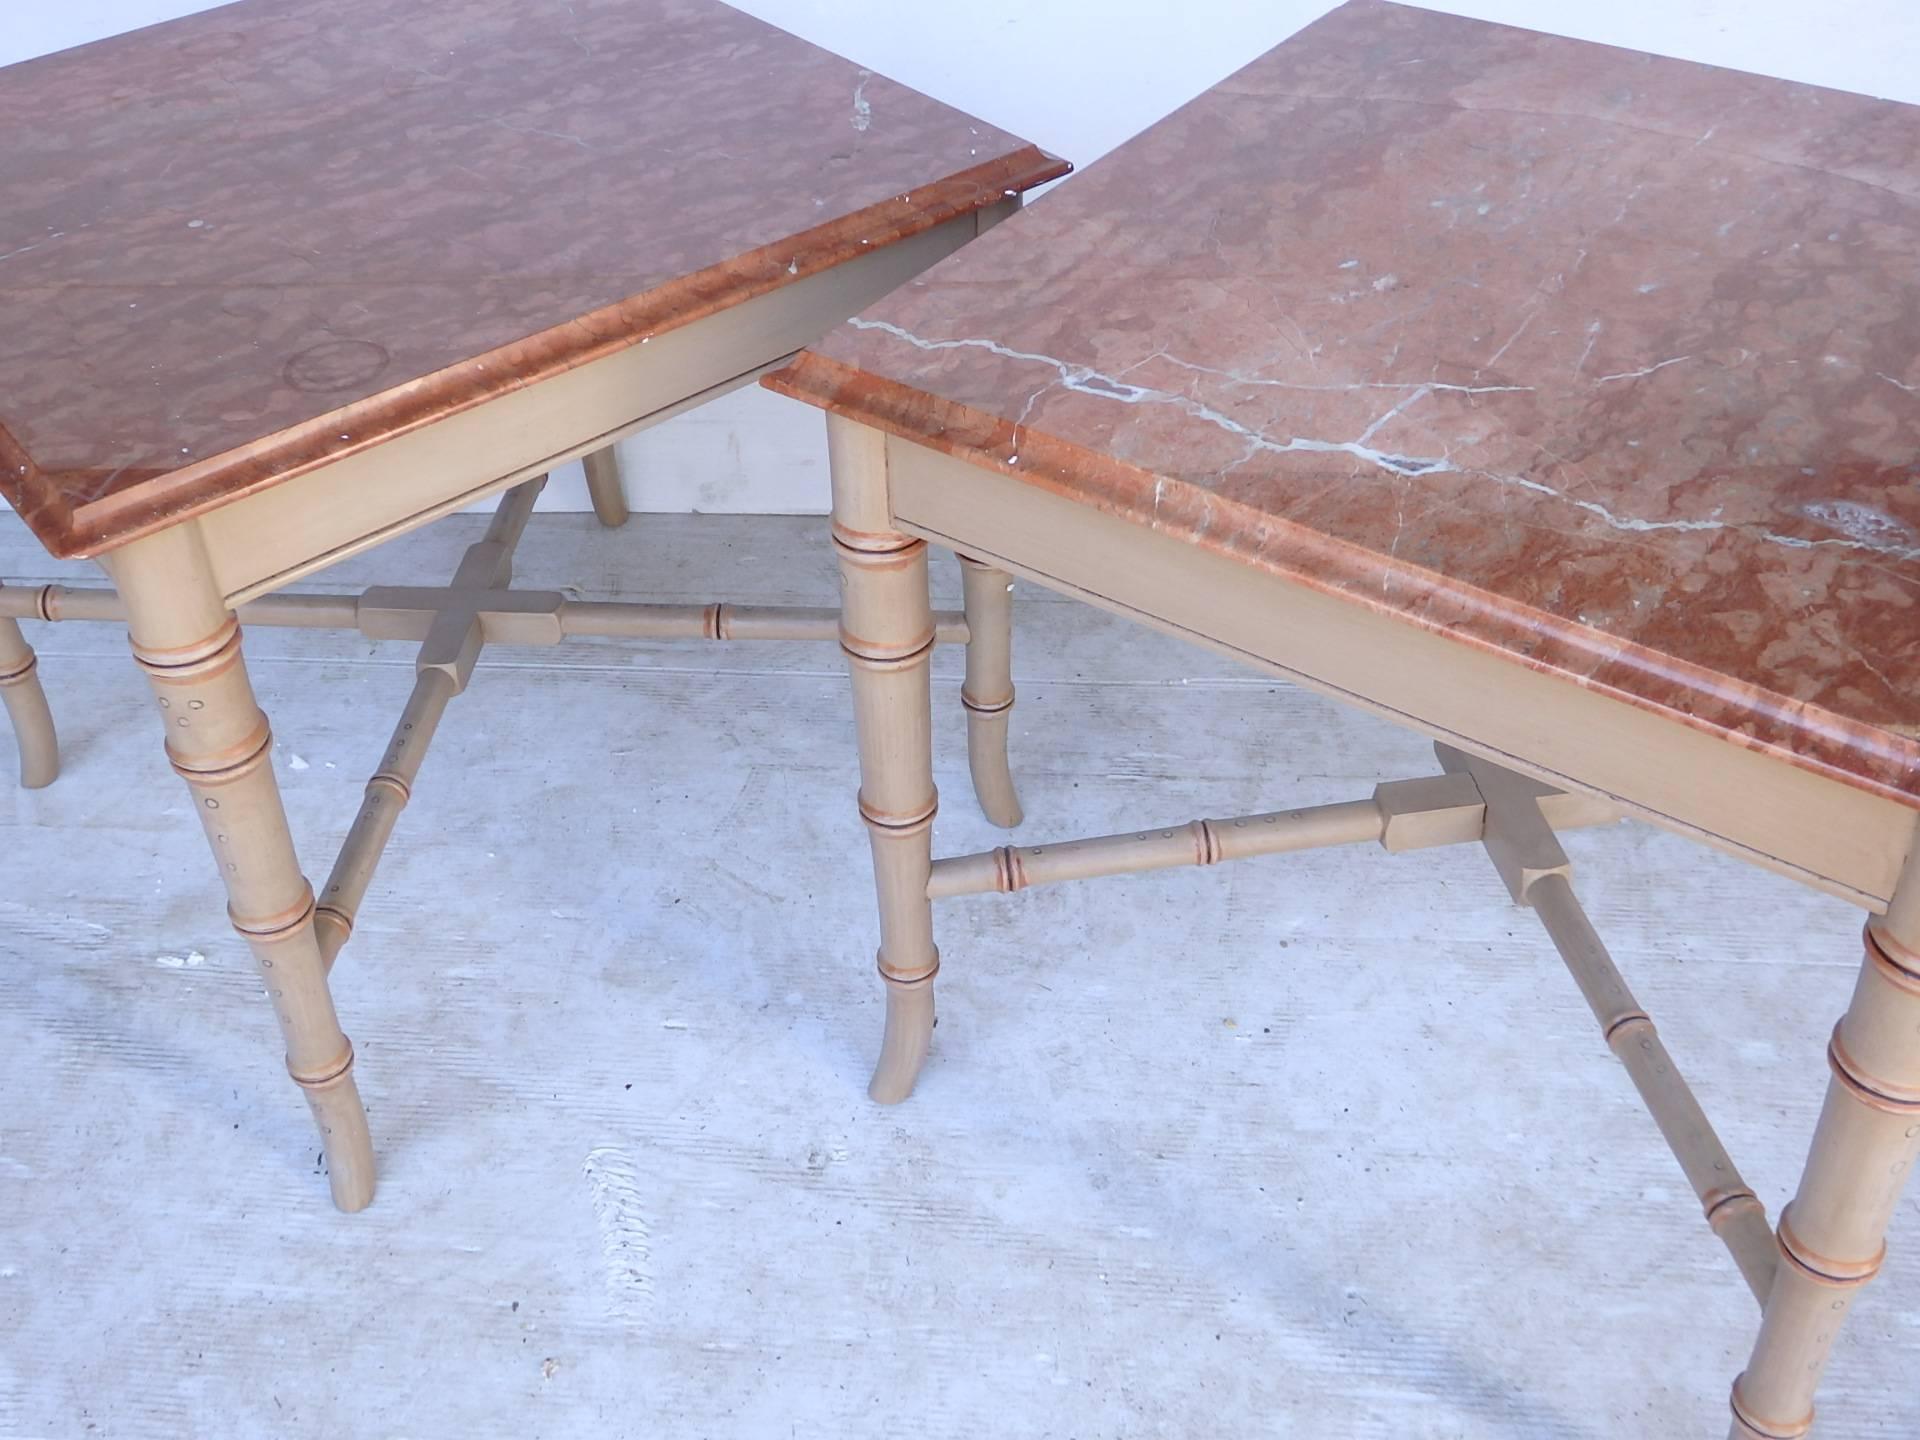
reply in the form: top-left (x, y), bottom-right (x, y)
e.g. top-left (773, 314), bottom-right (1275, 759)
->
top-left (766, 349), bottom-right (1920, 814)
top-left (8, 146), bottom-right (1067, 559)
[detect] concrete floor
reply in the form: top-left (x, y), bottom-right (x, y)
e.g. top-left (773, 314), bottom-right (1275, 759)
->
top-left (1, 510), bottom-right (1914, 1438)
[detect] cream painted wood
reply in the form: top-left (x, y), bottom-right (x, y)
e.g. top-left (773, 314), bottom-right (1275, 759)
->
top-left (316, 479), bottom-right (546, 966)
top-left (934, 186), bottom-right (1022, 836)
top-left (1444, 743), bottom-right (1778, 1305)
top-left (13, 507), bottom-right (1917, 1433)
top-left (581, 446), bottom-right (630, 529)
top-left (822, 417), bottom-right (1920, 1427)
top-left (957, 556), bottom-right (1022, 828)
top-left (926, 777), bottom-right (1619, 900)
top-left (560, 601), bottom-right (967, 645)
top-left (1438, 743), bottom-right (1577, 904)
top-left (929, 800), bottom-right (1381, 898)
top-left (0, 582), bottom-right (57, 788)
top-left (1, 206), bottom-right (1033, 1213)
top-left (102, 522), bottom-right (374, 1212)
top-left (828, 413), bottom-right (941, 1104)
top-left (3, 580), bottom-right (972, 649)
top-left (185, 213), bottom-right (982, 604)
top-left (825, 412), bottom-right (895, 553)
top-left (1529, 870), bottom-right (1780, 1306)
top-left (315, 666), bottom-right (457, 969)
top-left (2, 584), bottom-right (362, 629)
top-left (203, 357), bottom-right (771, 604)
top-left (411, 476), bottom-right (545, 692)
top-left (1729, 843), bottom-right (1920, 1439)
top-left (884, 438), bottom-right (1914, 910)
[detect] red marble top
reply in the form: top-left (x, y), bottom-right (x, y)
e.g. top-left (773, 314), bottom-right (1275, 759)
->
top-left (0, 0), bottom-right (1064, 557)
top-left (769, 0), bottom-right (1920, 810)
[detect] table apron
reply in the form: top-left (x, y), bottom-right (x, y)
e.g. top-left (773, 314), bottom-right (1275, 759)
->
top-left (193, 209), bottom-right (994, 605)
top-left (884, 436), bottom-right (1913, 911)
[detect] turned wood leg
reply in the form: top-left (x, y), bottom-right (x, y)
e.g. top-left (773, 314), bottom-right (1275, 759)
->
top-left (958, 555), bottom-right (1022, 828)
top-left (106, 528), bottom-right (375, 1212)
top-left (0, 589), bottom-right (58, 788)
top-left (829, 416), bottom-right (940, 1103)
top-left (1728, 873), bottom-right (1920, 1437)
top-left (583, 445), bottom-right (629, 528)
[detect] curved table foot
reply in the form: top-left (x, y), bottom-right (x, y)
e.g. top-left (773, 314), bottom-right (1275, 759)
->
top-left (0, 609), bottom-right (58, 789)
top-left (868, 969), bottom-right (937, 1104)
top-left (959, 556), bottom-right (1022, 828)
top-left (583, 446), bottom-right (630, 528)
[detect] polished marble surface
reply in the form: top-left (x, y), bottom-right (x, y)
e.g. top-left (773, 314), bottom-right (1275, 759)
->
top-left (770, 0), bottom-right (1920, 808)
top-left (0, 0), bottom-right (1063, 556)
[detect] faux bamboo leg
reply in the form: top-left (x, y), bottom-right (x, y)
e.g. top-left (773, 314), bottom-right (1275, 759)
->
top-left (957, 555), bottom-right (1022, 828)
top-left (830, 416), bottom-right (941, 1103)
top-left (582, 446), bottom-right (629, 528)
top-left (105, 526), bottom-right (375, 1212)
top-left (0, 587), bottom-right (57, 788)
top-left (1728, 855), bottom-right (1920, 1439)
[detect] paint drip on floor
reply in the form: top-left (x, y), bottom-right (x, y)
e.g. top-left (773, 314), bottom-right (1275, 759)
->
top-left (581, 1146), bottom-right (653, 1325)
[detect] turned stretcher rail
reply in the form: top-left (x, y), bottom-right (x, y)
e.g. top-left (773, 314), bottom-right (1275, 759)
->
top-left (927, 776), bottom-right (1620, 899)
top-left (315, 669), bottom-right (456, 969)
top-left (1436, 743), bottom-right (1780, 1309)
top-left (930, 799), bottom-right (1382, 897)
top-left (0, 584), bottom-right (359, 628)
top-left (0, 583), bottom-right (968, 645)
top-left (936, 745), bottom-right (1777, 1309)
top-left (1528, 873), bottom-right (1778, 1305)
top-left (314, 476), bottom-right (545, 968)
top-left (3, 493), bottom-right (983, 968)
top-left (560, 601), bottom-right (968, 644)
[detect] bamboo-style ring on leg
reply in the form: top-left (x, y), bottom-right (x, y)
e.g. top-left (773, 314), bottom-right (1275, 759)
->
top-left (109, 526), bottom-right (376, 1211)
top-left (958, 555), bottom-right (1022, 828)
top-left (830, 415), bottom-right (943, 1103)
top-left (1726, 908), bottom-right (1920, 1437)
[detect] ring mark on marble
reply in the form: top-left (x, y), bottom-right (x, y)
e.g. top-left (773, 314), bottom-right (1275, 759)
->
top-left (282, 339), bottom-right (392, 393)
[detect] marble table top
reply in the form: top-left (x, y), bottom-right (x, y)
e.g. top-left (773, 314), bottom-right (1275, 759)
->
top-left (0, 0), bottom-right (1064, 557)
top-left (769, 0), bottom-right (1920, 809)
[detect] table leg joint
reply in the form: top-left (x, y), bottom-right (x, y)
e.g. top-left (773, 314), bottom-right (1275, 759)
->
top-left (876, 953), bottom-right (940, 988)
top-left (1864, 921), bottom-right (1920, 993)
top-left (1776, 1203), bottom-right (1886, 1286)
top-left (959, 688), bottom-right (1014, 716)
top-left (228, 886), bottom-right (319, 942)
top-left (1827, 1026), bottom-right (1920, 1113)
top-left (287, 1038), bottom-right (357, 1091)
top-left (1601, 1010), bottom-right (1653, 1045)
top-left (858, 795), bottom-right (938, 832)
top-left (165, 721), bottom-right (274, 785)
top-left (1704, 1187), bottom-right (1766, 1231)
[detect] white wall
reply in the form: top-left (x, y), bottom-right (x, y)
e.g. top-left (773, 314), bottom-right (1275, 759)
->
top-left (6, 1), bottom-right (1917, 515)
